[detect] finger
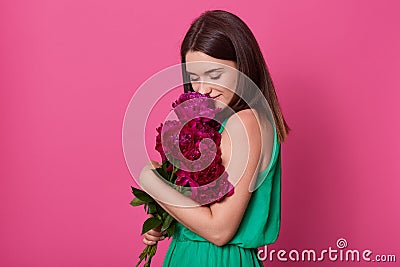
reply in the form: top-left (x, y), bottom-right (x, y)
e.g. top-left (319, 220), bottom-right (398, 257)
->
top-left (148, 230), bottom-right (163, 237)
top-left (150, 160), bottom-right (161, 168)
top-left (143, 237), bottom-right (157, 246)
top-left (144, 233), bottom-right (164, 242)
top-left (146, 235), bottom-right (165, 242)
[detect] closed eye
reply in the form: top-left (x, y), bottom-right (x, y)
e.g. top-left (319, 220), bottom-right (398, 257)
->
top-left (210, 74), bottom-right (222, 80)
top-left (189, 74), bottom-right (200, 81)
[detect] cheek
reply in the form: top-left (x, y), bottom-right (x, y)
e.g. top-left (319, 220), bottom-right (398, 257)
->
top-left (213, 80), bottom-right (236, 95)
top-left (221, 86), bottom-right (235, 99)
top-left (220, 76), bottom-right (237, 95)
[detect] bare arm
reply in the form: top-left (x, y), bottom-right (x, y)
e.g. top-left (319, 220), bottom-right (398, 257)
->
top-left (139, 109), bottom-right (266, 246)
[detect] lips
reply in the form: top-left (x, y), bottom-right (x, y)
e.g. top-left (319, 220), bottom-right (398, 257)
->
top-left (211, 94), bottom-right (222, 99)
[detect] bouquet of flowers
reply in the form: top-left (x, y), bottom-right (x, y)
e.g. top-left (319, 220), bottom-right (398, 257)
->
top-left (130, 92), bottom-right (235, 267)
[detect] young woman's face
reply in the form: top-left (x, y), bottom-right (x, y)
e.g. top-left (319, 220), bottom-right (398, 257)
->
top-left (185, 51), bottom-right (238, 109)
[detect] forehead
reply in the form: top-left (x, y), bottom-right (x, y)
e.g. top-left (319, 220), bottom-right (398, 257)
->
top-left (185, 51), bottom-right (237, 73)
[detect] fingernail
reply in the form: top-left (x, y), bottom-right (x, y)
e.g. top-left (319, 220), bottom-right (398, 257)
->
top-left (162, 231), bottom-right (167, 235)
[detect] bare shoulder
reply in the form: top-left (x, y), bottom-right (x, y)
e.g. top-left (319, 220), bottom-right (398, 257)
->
top-left (224, 108), bottom-right (261, 138)
top-left (220, 109), bottom-right (262, 184)
top-left (220, 108), bottom-right (274, 181)
top-left (226, 109), bottom-right (258, 126)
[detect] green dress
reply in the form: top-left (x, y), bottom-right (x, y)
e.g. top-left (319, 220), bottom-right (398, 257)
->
top-left (162, 116), bottom-right (282, 267)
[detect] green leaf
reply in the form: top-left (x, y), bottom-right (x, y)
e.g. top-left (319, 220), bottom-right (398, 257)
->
top-left (141, 217), bottom-right (162, 235)
top-left (131, 186), bottom-right (154, 202)
top-left (148, 202), bottom-right (157, 214)
top-left (152, 164), bottom-right (169, 180)
top-left (155, 203), bottom-right (165, 215)
top-left (166, 223), bottom-right (175, 237)
top-left (162, 162), bottom-right (168, 172)
top-left (161, 214), bottom-right (174, 232)
top-left (130, 197), bottom-right (146, 206)
top-left (151, 168), bottom-right (169, 182)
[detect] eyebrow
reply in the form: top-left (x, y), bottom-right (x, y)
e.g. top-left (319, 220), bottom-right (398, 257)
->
top-left (186, 67), bottom-right (224, 75)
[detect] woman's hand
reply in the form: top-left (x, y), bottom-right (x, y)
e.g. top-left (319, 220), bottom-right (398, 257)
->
top-left (140, 161), bottom-right (166, 246)
top-left (142, 215), bottom-right (167, 245)
top-left (149, 160), bottom-right (161, 168)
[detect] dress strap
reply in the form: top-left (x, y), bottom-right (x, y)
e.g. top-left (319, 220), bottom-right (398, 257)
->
top-left (218, 117), bottom-right (229, 134)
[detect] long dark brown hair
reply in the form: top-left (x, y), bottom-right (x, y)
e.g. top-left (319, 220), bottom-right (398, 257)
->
top-left (180, 10), bottom-right (290, 143)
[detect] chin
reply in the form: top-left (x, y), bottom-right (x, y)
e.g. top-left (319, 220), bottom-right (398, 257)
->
top-left (215, 103), bottom-right (227, 110)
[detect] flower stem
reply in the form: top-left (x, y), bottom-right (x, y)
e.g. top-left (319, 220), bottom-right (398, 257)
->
top-left (169, 159), bottom-right (177, 182)
top-left (135, 243), bottom-right (158, 267)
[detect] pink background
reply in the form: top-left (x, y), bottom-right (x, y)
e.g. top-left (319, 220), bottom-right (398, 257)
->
top-left (1, 0), bottom-right (399, 266)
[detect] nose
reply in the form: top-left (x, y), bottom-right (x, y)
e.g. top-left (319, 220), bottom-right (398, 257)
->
top-left (192, 81), bottom-right (212, 95)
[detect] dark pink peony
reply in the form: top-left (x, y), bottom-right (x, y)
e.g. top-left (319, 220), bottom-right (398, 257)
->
top-left (172, 91), bottom-right (222, 124)
top-left (154, 92), bottom-right (234, 205)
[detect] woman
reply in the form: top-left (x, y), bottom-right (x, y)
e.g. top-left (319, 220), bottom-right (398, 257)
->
top-left (139, 9), bottom-right (290, 266)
